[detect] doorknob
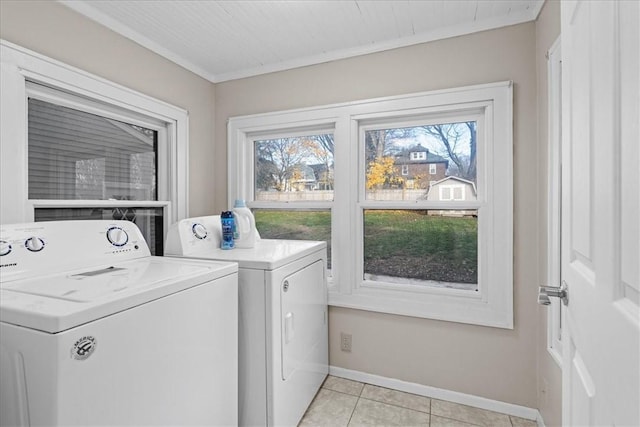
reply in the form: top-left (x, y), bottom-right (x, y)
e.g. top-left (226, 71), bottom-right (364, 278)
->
top-left (538, 281), bottom-right (568, 306)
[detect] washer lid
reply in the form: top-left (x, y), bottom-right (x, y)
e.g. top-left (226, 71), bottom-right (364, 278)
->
top-left (0, 256), bottom-right (237, 333)
top-left (186, 239), bottom-right (326, 270)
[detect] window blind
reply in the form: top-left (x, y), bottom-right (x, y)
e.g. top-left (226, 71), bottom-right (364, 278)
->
top-left (28, 98), bottom-right (157, 201)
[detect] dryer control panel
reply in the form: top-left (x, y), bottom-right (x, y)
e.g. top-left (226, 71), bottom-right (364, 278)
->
top-left (0, 220), bottom-right (150, 283)
top-left (164, 215), bottom-right (223, 256)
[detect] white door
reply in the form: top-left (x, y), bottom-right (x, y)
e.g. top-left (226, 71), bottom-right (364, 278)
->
top-left (561, 1), bottom-right (639, 426)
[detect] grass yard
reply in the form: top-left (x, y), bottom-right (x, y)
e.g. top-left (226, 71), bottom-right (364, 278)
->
top-left (364, 210), bottom-right (477, 284)
top-left (254, 210), bottom-right (333, 267)
top-left (254, 209), bottom-right (477, 284)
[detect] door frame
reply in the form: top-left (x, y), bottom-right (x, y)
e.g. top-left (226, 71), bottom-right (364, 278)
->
top-left (546, 35), bottom-right (563, 367)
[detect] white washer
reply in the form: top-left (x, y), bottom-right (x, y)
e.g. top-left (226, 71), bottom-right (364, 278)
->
top-left (0, 220), bottom-right (239, 427)
top-left (165, 215), bottom-right (328, 427)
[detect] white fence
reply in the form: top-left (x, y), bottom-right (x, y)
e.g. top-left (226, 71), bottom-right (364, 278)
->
top-left (365, 189), bottom-right (428, 201)
top-left (256, 189), bottom-right (429, 202)
top-left (256, 190), bottom-right (334, 201)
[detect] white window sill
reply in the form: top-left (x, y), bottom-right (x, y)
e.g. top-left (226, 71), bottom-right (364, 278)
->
top-left (327, 278), bottom-right (513, 329)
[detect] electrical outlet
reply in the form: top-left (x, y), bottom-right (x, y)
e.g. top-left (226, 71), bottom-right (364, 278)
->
top-left (340, 332), bottom-right (352, 352)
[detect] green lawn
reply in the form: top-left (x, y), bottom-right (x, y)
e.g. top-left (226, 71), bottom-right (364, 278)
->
top-left (254, 210), bottom-right (331, 241)
top-left (363, 210), bottom-right (476, 262)
top-left (255, 210), bottom-right (333, 267)
top-left (254, 209), bottom-right (477, 283)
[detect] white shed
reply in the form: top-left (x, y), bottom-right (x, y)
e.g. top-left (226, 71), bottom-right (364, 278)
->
top-left (426, 176), bottom-right (477, 201)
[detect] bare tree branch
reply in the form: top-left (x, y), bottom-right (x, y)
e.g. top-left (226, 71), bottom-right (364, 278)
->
top-left (421, 123), bottom-right (476, 181)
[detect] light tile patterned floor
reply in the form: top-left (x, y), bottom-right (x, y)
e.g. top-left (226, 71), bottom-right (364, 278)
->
top-left (299, 376), bottom-right (538, 427)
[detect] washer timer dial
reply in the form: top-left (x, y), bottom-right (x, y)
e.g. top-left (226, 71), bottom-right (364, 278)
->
top-left (106, 227), bottom-right (129, 247)
top-left (0, 240), bottom-right (12, 256)
top-left (25, 237), bottom-right (45, 252)
top-left (192, 223), bottom-right (208, 240)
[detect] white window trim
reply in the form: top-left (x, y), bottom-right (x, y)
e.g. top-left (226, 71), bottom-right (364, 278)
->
top-left (429, 163), bottom-right (437, 174)
top-left (0, 40), bottom-right (189, 232)
top-left (401, 165), bottom-right (409, 176)
top-left (546, 36), bottom-right (563, 366)
top-left (229, 81), bottom-right (513, 328)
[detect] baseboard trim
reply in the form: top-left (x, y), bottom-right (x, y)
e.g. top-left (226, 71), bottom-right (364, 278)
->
top-left (536, 411), bottom-right (547, 427)
top-left (329, 366), bottom-right (541, 422)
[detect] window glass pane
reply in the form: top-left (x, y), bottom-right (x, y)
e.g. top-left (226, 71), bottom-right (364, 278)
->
top-left (441, 187), bottom-right (452, 200)
top-left (254, 134), bottom-right (334, 202)
top-left (28, 98), bottom-right (158, 201)
top-left (363, 209), bottom-right (477, 290)
top-left (365, 121), bottom-right (476, 201)
top-left (34, 207), bottom-right (164, 256)
top-left (453, 187), bottom-right (463, 200)
top-left (253, 209), bottom-right (332, 269)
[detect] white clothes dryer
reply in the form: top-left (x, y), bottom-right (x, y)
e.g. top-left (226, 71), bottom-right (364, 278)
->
top-left (165, 215), bottom-right (328, 427)
top-left (0, 220), bottom-right (239, 427)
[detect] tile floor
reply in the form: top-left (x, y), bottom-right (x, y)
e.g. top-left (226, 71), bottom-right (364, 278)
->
top-left (298, 376), bottom-right (538, 427)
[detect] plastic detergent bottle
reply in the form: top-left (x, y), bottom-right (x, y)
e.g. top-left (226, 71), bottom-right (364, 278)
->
top-left (232, 199), bottom-right (258, 249)
top-left (220, 211), bottom-right (235, 250)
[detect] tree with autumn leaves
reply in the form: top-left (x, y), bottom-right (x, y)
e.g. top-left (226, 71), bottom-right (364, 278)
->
top-left (366, 156), bottom-right (399, 189)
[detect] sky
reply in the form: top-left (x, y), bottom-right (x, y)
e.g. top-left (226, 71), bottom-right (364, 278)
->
top-left (388, 124), bottom-right (473, 159)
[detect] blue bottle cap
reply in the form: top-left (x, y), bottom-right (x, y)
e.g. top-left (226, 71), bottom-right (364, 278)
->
top-left (234, 199), bottom-right (246, 208)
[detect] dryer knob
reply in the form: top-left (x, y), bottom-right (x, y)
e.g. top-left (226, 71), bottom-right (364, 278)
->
top-left (0, 240), bottom-right (12, 256)
top-left (106, 227), bottom-right (128, 247)
top-left (25, 237), bottom-right (45, 252)
top-left (192, 223), bottom-right (208, 240)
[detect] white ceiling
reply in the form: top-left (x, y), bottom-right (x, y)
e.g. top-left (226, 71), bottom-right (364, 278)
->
top-left (60, 0), bottom-right (544, 83)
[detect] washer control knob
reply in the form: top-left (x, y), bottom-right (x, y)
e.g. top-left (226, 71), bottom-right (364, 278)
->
top-left (0, 240), bottom-right (12, 256)
top-left (106, 227), bottom-right (128, 247)
top-left (25, 237), bottom-right (45, 252)
top-left (192, 223), bottom-right (208, 240)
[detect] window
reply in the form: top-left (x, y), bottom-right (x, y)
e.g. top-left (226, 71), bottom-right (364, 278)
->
top-left (229, 81), bottom-right (513, 328)
top-left (250, 131), bottom-right (334, 268)
top-left (0, 41), bottom-right (189, 254)
top-left (254, 133), bottom-right (334, 197)
top-left (439, 185), bottom-right (465, 201)
top-left (410, 151), bottom-right (426, 161)
top-left (26, 91), bottom-right (165, 253)
top-left (441, 187), bottom-right (451, 200)
top-left (401, 165), bottom-right (409, 176)
top-left (363, 209), bottom-right (478, 289)
top-left (429, 163), bottom-right (437, 175)
top-left (363, 118), bottom-right (478, 292)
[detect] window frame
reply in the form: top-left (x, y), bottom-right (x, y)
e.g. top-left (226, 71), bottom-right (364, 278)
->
top-left (0, 40), bottom-right (189, 239)
top-left (229, 81), bottom-right (513, 328)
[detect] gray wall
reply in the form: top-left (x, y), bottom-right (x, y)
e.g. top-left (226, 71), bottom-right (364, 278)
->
top-left (535, 1), bottom-right (563, 425)
top-left (216, 23), bottom-right (540, 407)
top-left (0, 0), bottom-right (217, 218)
